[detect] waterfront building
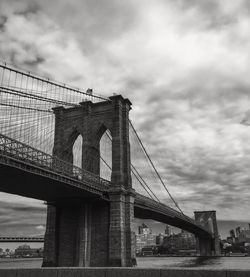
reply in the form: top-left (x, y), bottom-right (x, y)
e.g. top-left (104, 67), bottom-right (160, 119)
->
top-left (162, 230), bottom-right (196, 254)
top-left (136, 233), bottom-right (156, 253)
top-left (156, 233), bottom-right (165, 245)
top-left (138, 223), bottom-right (152, 235)
top-left (165, 225), bottom-right (171, 236)
top-left (238, 230), bottom-right (250, 243)
top-left (136, 223), bottom-right (156, 254)
top-left (236, 227), bottom-right (243, 238)
top-left (230, 229), bottom-right (235, 238)
top-left (14, 244), bottom-right (43, 258)
top-left (230, 224), bottom-right (250, 244)
top-left (141, 245), bottom-right (159, 256)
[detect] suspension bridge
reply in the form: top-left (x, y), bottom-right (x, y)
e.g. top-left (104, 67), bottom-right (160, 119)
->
top-left (0, 62), bottom-right (220, 267)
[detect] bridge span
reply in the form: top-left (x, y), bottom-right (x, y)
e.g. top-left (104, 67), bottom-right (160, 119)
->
top-left (0, 237), bottom-right (44, 243)
top-left (0, 133), bottom-right (212, 238)
top-left (0, 63), bottom-right (220, 267)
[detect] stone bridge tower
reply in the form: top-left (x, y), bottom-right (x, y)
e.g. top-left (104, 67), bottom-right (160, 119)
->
top-left (42, 95), bottom-right (135, 267)
top-left (194, 210), bottom-right (221, 256)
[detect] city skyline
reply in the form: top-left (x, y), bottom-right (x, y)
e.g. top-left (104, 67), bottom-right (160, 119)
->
top-left (0, 0), bottom-right (250, 239)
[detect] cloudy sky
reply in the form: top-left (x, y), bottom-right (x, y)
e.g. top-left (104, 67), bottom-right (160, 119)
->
top-left (0, 0), bottom-right (250, 238)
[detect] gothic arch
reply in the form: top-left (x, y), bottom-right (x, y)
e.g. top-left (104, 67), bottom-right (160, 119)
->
top-left (57, 127), bottom-right (83, 164)
top-left (93, 123), bottom-right (108, 147)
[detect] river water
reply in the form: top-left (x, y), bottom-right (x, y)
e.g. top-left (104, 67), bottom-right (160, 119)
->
top-left (0, 257), bottom-right (250, 269)
top-left (137, 256), bottom-right (250, 269)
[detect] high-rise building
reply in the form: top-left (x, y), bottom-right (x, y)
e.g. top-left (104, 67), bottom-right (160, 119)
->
top-left (229, 229), bottom-right (235, 238)
top-left (165, 225), bottom-right (171, 236)
top-left (156, 233), bottom-right (165, 245)
top-left (136, 223), bottom-right (156, 253)
top-left (138, 223), bottom-right (151, 235)
top-left (236, 227), bottom-right (242, 238)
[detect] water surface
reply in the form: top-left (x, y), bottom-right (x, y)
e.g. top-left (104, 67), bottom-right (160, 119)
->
top-left (0, 257), bottom-right (250, 269)
top-left (137, 256), bottom-right (250, 269)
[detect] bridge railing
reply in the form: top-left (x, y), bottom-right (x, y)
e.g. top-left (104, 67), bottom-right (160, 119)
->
top-left (0, 133), bottom-right (110, 190)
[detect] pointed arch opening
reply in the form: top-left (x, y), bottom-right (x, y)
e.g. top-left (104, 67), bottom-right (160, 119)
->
top-left (207, 217), bottom-right (214, 233)
top-left (72, 134), bottom-right (83, 168)
top-left (99, 129), bottom-right (112, 181)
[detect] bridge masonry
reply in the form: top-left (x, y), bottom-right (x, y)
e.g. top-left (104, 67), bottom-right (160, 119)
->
top-left (42, 95), bottom-right (136, 267)
top-left (194, 211), bottom-right (221, 256)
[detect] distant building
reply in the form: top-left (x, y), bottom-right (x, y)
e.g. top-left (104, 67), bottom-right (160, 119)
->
top-left (232, 225), bottom-right (250, 243)
top-left (14, 244), bottom-right (43, 258)
top-left (227, 236), bottom-right (234, 244)
top-left (156, 233), bottom-right (165, 245)
top-left (136, 233), bottom-right (156, 253)
top-left (162, 230), bottom-right (196, 253)
top-left (164, 225), bottom-right (171, 236)
top-left (229, 229), bottom-right (235, 238)
top-left (141, 245), bottom-right (159, 256)
top-left (136, 223), bottom-right (156, 254)
top-left (138, 223), bottom-right (151, 235)
top-left (236, 227), bottom-right (242, 238)
top-left (238, 230), bottom-right (250, 243)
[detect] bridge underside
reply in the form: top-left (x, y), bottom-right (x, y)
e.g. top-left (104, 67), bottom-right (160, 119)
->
top-left (0, 158), bottom-right (106, 202)
top-left (0, 158), bottom-right (211, 238)
top-left (134, 205), bottom-right (209, 237)
top-left (0, 155), bottom-right (217, 264)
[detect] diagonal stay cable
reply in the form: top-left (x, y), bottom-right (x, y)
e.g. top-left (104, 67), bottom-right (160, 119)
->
top-left (84, 146), bottom-right (156, 200)
top-left (100, 151), bottom-right (157, 201)
top-left (129, 120), bottom-right (184, 215)
top-left (131, 163), bottom-right (160, 202)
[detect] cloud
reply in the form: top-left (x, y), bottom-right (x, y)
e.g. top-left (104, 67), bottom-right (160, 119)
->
top-left (36, 225), bottom-right (45, 230)
top-left (0, 193), bottom-right (46, 236)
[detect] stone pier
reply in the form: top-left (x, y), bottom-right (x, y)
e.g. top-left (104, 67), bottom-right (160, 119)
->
top-left (43, 95), bottom-right (135, 267)
top-left (194, 211), bottom-right (221, 256)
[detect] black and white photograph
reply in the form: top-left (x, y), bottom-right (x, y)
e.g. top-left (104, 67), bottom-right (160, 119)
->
top-left (0, 0), bottom-right (250, 276)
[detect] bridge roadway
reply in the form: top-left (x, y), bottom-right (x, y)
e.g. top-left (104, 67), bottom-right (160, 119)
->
top-left (0, 133), bottom-right (211, 238)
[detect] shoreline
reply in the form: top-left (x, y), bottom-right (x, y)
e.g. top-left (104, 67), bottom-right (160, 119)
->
top-left (0, 268), bottom-right (250, 277)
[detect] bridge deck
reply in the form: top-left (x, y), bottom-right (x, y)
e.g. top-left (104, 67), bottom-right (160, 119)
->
top-left (0, 237), bottom-right (44, 242)
top-left (134, 193), bottom-right (211, 237)
top-left (0, 134), bottom-right (110, 200)
top-left (0, 133), bottom-right (212, 238)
